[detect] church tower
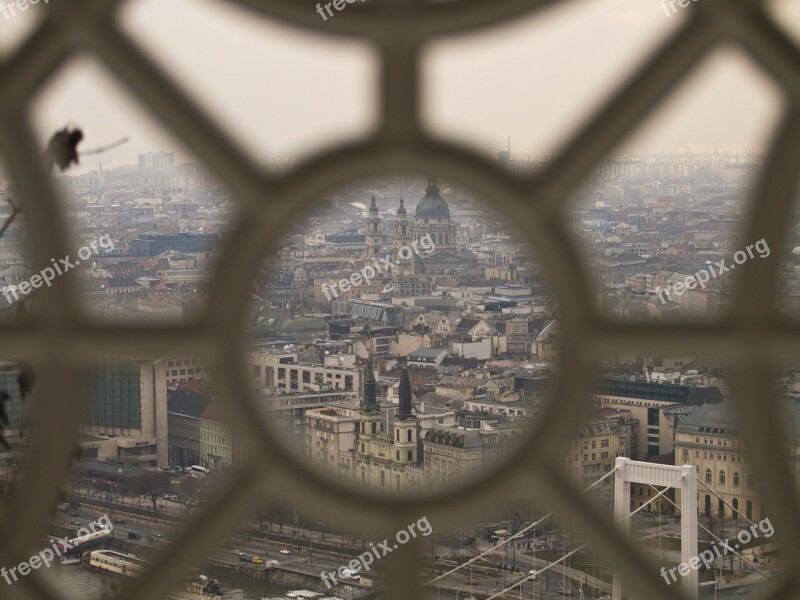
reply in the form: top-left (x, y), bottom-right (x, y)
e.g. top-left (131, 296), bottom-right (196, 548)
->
top-left (393, 367), bottom-right (417, 465)
top-left (365, 194), bottom-right (381, 258)
top-left (359, 359), bottom-right (382, 441)
top-left (393, 196), bottom-right (413, 272)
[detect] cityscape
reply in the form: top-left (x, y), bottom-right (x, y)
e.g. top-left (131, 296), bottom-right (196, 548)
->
top-left (1, 1), bottom-right (800, 599)
top-left (1, 139), bottom-right (799, 599)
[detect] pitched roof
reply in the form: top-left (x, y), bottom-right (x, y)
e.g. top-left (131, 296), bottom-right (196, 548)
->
top-left (456, 318), bottom-right (481, 332)
top-left (167, 384), bottom-right (217, 420)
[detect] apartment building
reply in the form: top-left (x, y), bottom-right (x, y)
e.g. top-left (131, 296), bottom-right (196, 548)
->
top-left (593, 376), bottom-right (722, 460)
top-left (0, 361), bottom-right (25, 467)
top-left (250, 349), bottom-right (362, 395)
top-left (422, 420), bottom-right (527, 493)
top-left (304, 403), bottom-right (359, 480)
top-left (167, 382), bottom-right (233, 470)
top-left (564, 411), bottom-right (637, 503)
top-left (265, 390), bottom-right (359, 441)
top-left (673, 399), bottom-right (800, 521)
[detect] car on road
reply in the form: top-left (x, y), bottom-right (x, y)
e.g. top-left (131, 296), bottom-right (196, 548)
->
top-left (233, 550), bottom-right (246, 556)
top-left (128, 531), bottom-right (141, 540)
top-left (68, 511), bottom-right (80, 517)
top-left (239, 555), bottom-right (251, 563)
top-left (464, 578), bottom-right (479, 585)
top-left (251, 557), bottom-right (264, 565)
top-left (737, 589), bottom-right (752, 596)
top-left (279, 549), bottom-right (291, 555)
top-left (69, 520), bottom-right (81, 526)
top-left (112, 517), bottom-right (126, 524)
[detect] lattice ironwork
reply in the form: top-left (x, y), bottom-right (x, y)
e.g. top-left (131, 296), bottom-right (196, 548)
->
top-left (0, 1), bottom-right (799, 599)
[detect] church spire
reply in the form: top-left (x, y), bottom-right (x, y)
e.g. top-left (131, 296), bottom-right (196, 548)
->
top-left (398, 367), bottom-right (412, 420)
top-left (397, 195), bottom-right (406, 216)
top-left (366, 193), bottom-right (381, 258)
top-left (426, 177), bottom-right (438, 193)
top-left (362, 359), bottom-right (380, 414)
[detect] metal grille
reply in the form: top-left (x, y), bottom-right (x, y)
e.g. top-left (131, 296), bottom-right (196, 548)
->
top-left (1, 0), bottom-right (800, 599)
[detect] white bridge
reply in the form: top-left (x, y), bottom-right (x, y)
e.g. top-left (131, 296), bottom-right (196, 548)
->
top-left (613, 457), bottom-right (697, 600)
top-left (426, 456), bottom-right (771, 600)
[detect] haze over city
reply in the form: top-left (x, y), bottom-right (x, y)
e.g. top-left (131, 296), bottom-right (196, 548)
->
top-left (2, 2), bottom-right (800, 600)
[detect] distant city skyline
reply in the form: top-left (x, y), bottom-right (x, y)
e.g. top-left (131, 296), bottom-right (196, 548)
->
top-left (0, 0), bottom-right (787, 175)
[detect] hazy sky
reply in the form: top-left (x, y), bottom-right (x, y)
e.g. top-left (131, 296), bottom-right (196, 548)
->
top-left (1, 0), bottom-right (797, 174)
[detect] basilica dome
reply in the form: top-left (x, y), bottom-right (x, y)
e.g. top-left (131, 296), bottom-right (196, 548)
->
top-left (415, 177), bottom-right (451, 219)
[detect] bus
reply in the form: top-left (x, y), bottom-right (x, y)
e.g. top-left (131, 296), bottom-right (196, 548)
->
top-left (187, 465), bottom-right (209, 477)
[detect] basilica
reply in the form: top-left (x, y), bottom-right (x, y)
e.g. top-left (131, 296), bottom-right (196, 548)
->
top-left (364, 177), bottom-right (478, 276)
